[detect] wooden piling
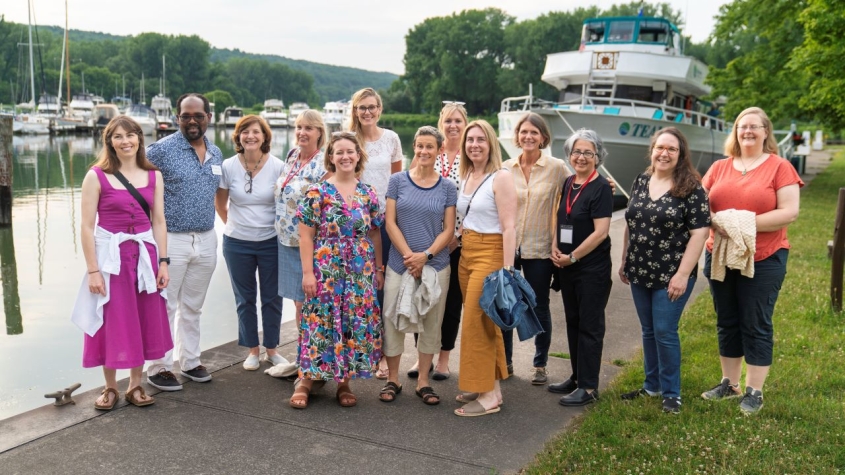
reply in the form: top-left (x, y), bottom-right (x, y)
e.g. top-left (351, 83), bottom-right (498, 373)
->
top-left (0, 117), bottom-right (12, 226)
top-left (831, 188), bottom-right (845, 312)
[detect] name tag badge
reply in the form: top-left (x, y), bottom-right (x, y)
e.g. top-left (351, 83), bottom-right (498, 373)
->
top-left (560, 225), bottom-right (574, 245)
top-left (211, 165), bottom-right (223, 176)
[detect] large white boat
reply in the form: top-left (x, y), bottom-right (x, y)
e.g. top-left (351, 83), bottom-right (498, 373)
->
top-left (125, 104), bottom-right (158, 135)
top-left (260, 99), bottom-right (288, 127)
top-left (322, 101), bottom-right (346, 130)
top-left (498, 16), bottom-right (730, 198)
top-left (69, 93), bottom-right (95, 123)
top-left (288, 102), bottom-right (309, 123)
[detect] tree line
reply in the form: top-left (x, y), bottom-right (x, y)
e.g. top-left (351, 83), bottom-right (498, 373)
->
top-left (0, 17), bottom-right (395, 110)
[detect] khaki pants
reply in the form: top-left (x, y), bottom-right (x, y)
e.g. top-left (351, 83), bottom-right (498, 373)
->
top-left (458, 230), bottom-right (509, 393)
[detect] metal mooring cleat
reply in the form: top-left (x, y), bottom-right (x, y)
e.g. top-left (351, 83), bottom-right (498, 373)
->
top-left (44, 383), bottom-right (82, 406)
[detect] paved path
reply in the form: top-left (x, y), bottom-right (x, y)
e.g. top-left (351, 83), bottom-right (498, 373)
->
top-left (0, 149), bottom-right (831, 474)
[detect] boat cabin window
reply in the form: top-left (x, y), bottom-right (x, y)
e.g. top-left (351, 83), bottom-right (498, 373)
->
top-left (582, 21), bottom-right (606, 43)
top-left (636, 20), bottom-right (670, 44)
top-left (607, 21), bottom-right (635, 42)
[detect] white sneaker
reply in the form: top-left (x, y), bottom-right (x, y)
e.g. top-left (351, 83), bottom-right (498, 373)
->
top-left (265, 353), bottom-right (290, 366)
top-left (243, 354), bottom-right (260, 371)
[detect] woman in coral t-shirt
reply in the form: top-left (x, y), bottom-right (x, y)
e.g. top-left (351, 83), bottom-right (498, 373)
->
top-left (699, 107), bottom-right (804, 414)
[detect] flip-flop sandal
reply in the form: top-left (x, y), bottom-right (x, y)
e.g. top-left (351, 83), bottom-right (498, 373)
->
top-left (336, 385), bottom-right (358, 407)
top-left (454, 400), bottom-right (501, 417)
top-left (415, 386), bottom-right (440, 405)
top-left (375, 367), bottom-right (389, 380)
top-left (94, 387), bottom-right (119, 411)
top-left (124, 386), bottom-right (155, 407)
top-left (289, 384), bottom-right (311, 409)
top-left (379, 381), bottom-right (402, 403)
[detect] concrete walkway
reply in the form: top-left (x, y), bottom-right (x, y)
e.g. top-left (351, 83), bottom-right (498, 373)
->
top-left (0, 149), bottom-right (832, 474)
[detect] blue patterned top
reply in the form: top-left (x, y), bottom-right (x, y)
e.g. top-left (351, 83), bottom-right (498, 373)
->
top-left (147, 132), bottom-right (223, 233)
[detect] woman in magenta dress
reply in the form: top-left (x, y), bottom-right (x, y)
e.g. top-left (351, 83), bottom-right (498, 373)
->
top-left (74, 116), bottom-right (173, 410)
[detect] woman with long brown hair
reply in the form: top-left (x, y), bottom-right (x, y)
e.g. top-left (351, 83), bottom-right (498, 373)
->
top-left (618, 127), bottom-right (710, 414)
top-left (73, 116), bottom-right (171, 410)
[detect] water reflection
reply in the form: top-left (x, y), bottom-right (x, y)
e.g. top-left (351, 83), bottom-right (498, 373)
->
top-left (0, 127), bottom-right (421, 421)
top-left (0, 226), bottom-right (22, 335)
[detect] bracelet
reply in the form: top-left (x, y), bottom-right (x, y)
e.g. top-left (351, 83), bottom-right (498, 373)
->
top-left (377, 265), bottom-right (385, 272)
top-left (88, 270), bottom-right (100, 274)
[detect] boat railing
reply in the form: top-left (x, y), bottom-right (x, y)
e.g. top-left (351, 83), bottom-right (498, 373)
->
top-left (774, 130), bottom-right (795, 160)
top-left (500, 93), bottom-right (731, 132)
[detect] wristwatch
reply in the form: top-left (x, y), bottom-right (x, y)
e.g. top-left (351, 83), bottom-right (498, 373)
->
top-left (569, 253), bottom-right (578, 264)
top-left (425, 250), bottom-right (434, 261)
top-left (159, 257), bottom-right (171, 265)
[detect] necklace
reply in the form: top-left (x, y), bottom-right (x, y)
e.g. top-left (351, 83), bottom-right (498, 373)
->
top-left (740, 153), bottom-right (767, 176)
top-left (571, 182), bottom-right (583, 190)
top-left (241, 153), bottom-right (263, 175)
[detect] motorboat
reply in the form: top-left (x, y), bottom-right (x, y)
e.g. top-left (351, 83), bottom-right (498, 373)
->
top-left (288, 102), bottom-right (309, 122)
top-left (69, 93), bottom-right (95, 122)
top-left (151, 94), bottom-right (175, 132)
top-left (498, 16), bottom-right (730, 198)
top-left (322, 101), bottom-right (346, 129)
top-left (219, 106), bottom-right (244, 127)
top-left (90, 103), bottom-right (120, 133)
top-left (125, 104), bottom-right (158, 135)
top-left (260, 99), bottom-right (288, 127)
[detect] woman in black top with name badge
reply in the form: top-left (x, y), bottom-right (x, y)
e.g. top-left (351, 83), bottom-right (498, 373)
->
top-left (549, 128), bottom-right (613, 406)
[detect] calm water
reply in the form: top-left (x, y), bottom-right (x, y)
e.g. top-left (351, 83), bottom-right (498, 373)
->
top-left (0, 127), bottom-right (421, 421)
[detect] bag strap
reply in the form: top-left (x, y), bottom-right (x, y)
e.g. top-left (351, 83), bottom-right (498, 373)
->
top-left (113, 171), bottom-right (151, 222)
top-left (464, 173), bottom-right (493, 218)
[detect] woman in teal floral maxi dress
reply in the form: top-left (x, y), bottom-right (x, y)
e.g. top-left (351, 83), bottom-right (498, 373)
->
top-left (291, 131), bottom-right (384, 409)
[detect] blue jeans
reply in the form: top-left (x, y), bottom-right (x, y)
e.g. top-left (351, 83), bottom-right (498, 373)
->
top-left (503, 258), bottom-right (554, 367)
top-left (629, 280), bottom-right (695, 398)
top-left (222, 235), bottom-right (283, 349)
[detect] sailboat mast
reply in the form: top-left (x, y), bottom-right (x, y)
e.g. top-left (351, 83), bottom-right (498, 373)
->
top-left (162, 55), bottom-right (166, 98)
top-left (57, 18), bottom-right (66, 105)
top-left (27, 0), bottom-right (36, 107)
top-left (65, 0), bottom-right (71, 112)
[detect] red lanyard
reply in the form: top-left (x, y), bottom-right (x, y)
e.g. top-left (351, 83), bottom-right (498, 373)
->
top-left (281, 148), bottom-right (319, 190)
top-left (565, 169), bottom-right (598, 216)
top-left (439, 153), bottom-right (458, 178)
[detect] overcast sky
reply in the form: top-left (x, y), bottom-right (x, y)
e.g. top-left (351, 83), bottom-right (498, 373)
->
top-left (2, 0), bottom-right (731, 74)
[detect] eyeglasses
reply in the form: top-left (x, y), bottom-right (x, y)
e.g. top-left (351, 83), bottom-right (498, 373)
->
top-left (178, 114), bottom-right (208, 123)
top-left (653, 145), bottom-right (680, 155)
top-left (570, 149), bottom-right (596, 160)
top-left (736, 125), bottom-right (765, 131)
top-left (442, 101), bottom-right (466, 106)
top-left (244, 171), bottom-right (253, 194)
top-left (356, 105), bottom-right (379, 114)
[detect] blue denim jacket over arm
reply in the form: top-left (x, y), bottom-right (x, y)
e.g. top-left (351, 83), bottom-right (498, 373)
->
top-left (480, 269), bottom-right (544, 341)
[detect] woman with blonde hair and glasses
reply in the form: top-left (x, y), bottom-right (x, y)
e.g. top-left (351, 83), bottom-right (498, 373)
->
top-left (350, 87), bottom-right (403, 379)
top-left (453, 119), bottom-right (517, 417)
top-left (216, 115), bottom-right (287, 371)
top-left (290, 131), bottom-right (384, 409)
top-left (699, 107), bottom-right (802, 414)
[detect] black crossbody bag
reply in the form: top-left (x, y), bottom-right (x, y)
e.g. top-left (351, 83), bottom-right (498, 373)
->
top-left (113, 171), bottom-right (151, 221)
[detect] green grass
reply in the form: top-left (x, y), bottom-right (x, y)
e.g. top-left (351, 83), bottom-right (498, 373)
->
top-left (524, 149), bottom-right (845, 474)
top-left (550, 352), bottom-right (571, 359)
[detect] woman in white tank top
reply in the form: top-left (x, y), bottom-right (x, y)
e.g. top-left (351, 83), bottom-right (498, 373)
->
top-left (453, 120), bottom-right (517, 417)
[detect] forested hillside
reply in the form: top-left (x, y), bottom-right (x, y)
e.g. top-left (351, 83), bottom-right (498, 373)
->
top-left (0, 19), bottom-right (396, 109)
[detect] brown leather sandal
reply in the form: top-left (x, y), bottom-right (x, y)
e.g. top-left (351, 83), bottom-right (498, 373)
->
top-left (336, 385), bottom-right (358, 407)
top-left (124, 386), bottom-right (155, 407)
top-left (94, 387), bottom-right (119, 411)
top-left (289, 383), bottom-right (311, 409)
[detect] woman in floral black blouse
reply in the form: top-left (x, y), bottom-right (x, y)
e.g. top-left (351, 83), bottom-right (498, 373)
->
top-left (618, 127), bottom-right (710, 414)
